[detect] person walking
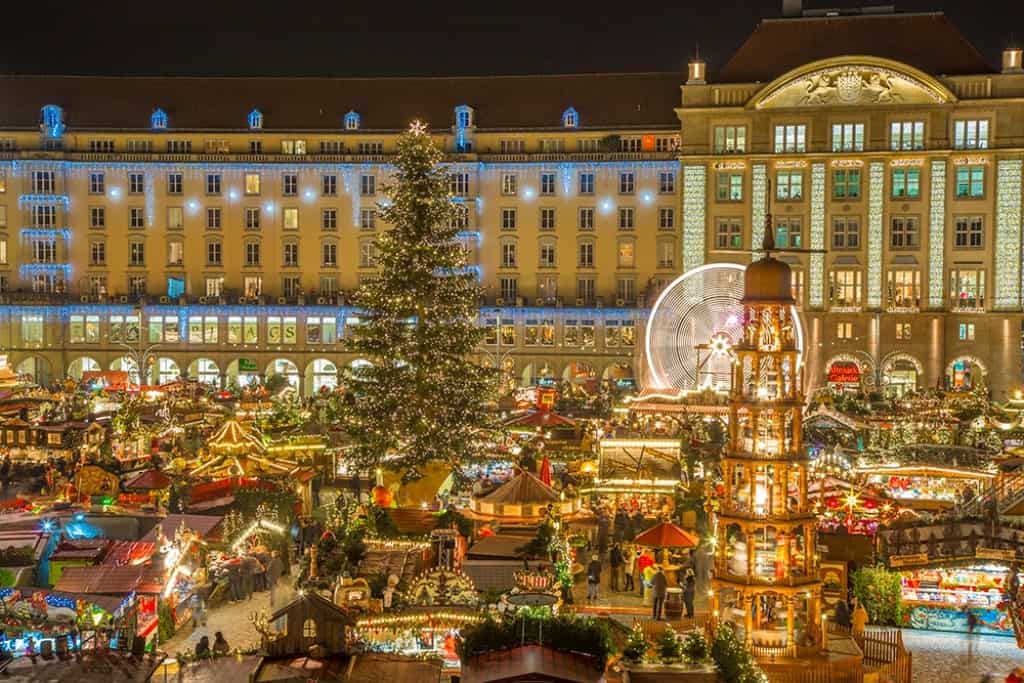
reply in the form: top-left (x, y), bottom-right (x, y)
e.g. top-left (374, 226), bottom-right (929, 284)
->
top-left (609, 543), bottom-right (623, 592)
top-left (587, 554), bottom-right (602, 602)
top-left (623, 544), bottom-right (636, 592)
top-left (266, 550), bottom-right (285, 608)
top-left (651, 566), bottom-right (668, 620)
top-left (683, 569), bottom-right (696, 618)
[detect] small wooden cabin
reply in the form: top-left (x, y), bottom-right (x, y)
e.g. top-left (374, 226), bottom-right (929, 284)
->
top-left (266, 590), bottom-right (351, 657)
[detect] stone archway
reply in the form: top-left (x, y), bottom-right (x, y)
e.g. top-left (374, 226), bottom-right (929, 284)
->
top-left (946, 355), bottom-right (987, 390)
top-left (881, 352), bottom-right (924, 397)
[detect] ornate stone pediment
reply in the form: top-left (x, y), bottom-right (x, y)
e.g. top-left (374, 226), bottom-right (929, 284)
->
top-left (750, 56), bottom-right (956, 109)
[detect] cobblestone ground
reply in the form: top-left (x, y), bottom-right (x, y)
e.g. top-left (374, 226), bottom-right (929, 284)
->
top-left (902, 628), bottom-right (1022, 683)
top-left (161, 580), bottom-right (296, 657)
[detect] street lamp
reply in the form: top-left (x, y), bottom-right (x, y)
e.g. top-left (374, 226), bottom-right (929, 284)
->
top-left (121, 306), bottom-right (161, 388)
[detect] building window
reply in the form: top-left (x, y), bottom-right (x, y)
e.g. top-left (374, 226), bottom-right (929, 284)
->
top-left (322, 242), bottom-right (338, 267)
top-left (244, 173), bottom-right (260, 195)
top-left (129, 207), bottom-right (145, 229)
top-left (280, 139), bottom-right (306, 155)
top-left (167, 173), bottom-right (183, 195)
top-left (836, 322), bottom-right (853, 340)
top-left (657, 238), bottom-right (676, 269)
top-left (659, 207), bottom-right (675, 230)
top-left (579, 208), bottom-right (594, 231)
top-left (344, 111), bottom-right (361, 130)
top-left (166, 139), bottom-right (191, 154)
top-left (576, 278), bottom-right (596, 305)
top-left (322, 174), bottom-right (337, 196)
top-left (357, 141), bottom-right (383, 155)
top-left (499, 277), bottom-right (518, 301)
top-left (248, 140), bottom-right (262, 154)
top-left (207, 207), bottom-right (222, 230)
top-left (539, 240), bottom-right (556, 268)
top-left (619, 137), bottom-right (641, 153)
top-left (831, 216), bottom-right (860, 249)
top-left (776, 171), bottom-right (803, 200)
top-left (22, 314), bottom-right (44, 345)
top-left (167, 206), bottom-right (184, 230)
top-left (31, 171), bottom-right (55, 194)
top-left (205, 173), bottom-right (221, 195)
top-left (322, 208), bottom-right (337, 231)
top-left (959, 322), bottom-right (976, 341)
top-left (207, 240), bottom-right (222, 266)
top-left (540, 208), bottom-right (556, 230)
top-left (89, 241), bottom-right (105, 265)
top-left (895, 323), bottom-right (911, 341)
top-left (659, 172), bottom-right (675, 194)
top-left (129, 241), bottom-right (145, 266)
top-left (953, 120), bottom-right (989, 150)
top-left (950, 268), bottom-right (985, 311)
top-left (90, 207), bottom-right (105, 229)
top-left (246, 207), bottom-right (261, 230)
top-left (282, 173), bottom-right (297, 196)
top-left (449, 204), bottom-right (468, 230)
top-left (563, 318), bottom-right (595, 347)
top-left (717, 173), bottom-right (744, 201)
top-left (30, 238), bottom-right (56, 263)
top-left (714, 126), bottom-right (747, 153)
top-left (127, 139), bottom-right (151, 153)
top-left (955, 166), bottom-right (985, 198)
top-left (954, 215), bottom-right (984, 248)
top-left (245, 241), bottom-right (261, 266)
top-left (830, 270), bottom-right (862, 309)
top-left (616, 277), bottom-right (636, 304)
top-left (205, 277), bottom-right (223, 297)
top-left (359, 240), bottom-right (377, 268)
top-left (248, 109), bottom-right (263, 129)
top-left (129, 173), bottom-right (144, 195)
top-left (501, 208), bottom-right (517, 231)
top-left (540, 172), bottom-right (556, 196)
top-left (617, 239), bottom-right (635, 268)
top-left (890, 216), bottom-right (920, 249)
top-left (774, 124), bottom-right (807, 153)
top-left (716, 218), bottom-right (742, 250)
top-left (89, 172), bottom-right (105, 195)
top-left (167, 240), bottom-right (184, 266)
top-left (501, 173), bottom-right (518, 195)
top-left (892, 168), bottom-right (921, 199)
top-left (31, 205), bottom-right (56, 228)
top-left (887, 270), bottom-right (921, 310)
top-left (306, 317), bottom-right (338, 345)
top-left (890, 121), bottom-right (925, 151)
top-left (450, 173), bottom-right (470, 197)
top-left (579, 173), bottom-right (594, 195)
top-left (360, 208), bottom-right (377, 231)
top-left (774, 218), bottom-right (802, 248)
top-left (561, 107), bottom-right (578, 128)
top-left (500, 240), bottom-right (517, 268)
top-left (831, 123), bottom-right (865, 152)
top-left (577, 240), bottom-right (594, 268)
top-left (282, 242), bottom-right (298, 267)
top-left (69, 315), bottom-right (101, 344)
top-left (538, 274), bottom-right (557, 301)
top-left (524, 319), bottom-right (555, 347)
top-left (618, 172), bottom-right (635, 195)
top-left (500, 139), bottom-right (525, 153)
top-left (791, 270), bottom-right (805, 307)
top-left (832, 168), bottom-right (861, 200)
top-left (282, 207), bottom-right (298, 230)
top-left (618, 207), bottom-right (634, 230)
top-left (360, 174), bottom-right (376, 196)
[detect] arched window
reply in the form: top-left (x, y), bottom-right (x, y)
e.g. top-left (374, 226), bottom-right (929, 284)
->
top-left (150, 108), bottom-right (168, 130)
top-left (248, 108), bottom-right (264, 130)
top-left (40, 105), bottom-right (65, 138)
top-left (454, 104), bottom-right (474, 129)
top-left (561, 107), bottom-right (579, 129)
top-left (344, 111), bottom-right (361, 131)
top-left (302, 618), bottom-right (317, 638)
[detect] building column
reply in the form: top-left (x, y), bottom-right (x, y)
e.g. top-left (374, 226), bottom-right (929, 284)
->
top-left (744, 593), bottom-right (754, 648)
top-left (786, 596), bottom-right (796, 650)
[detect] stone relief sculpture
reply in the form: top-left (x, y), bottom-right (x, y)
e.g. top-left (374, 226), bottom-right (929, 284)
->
top-left (801, 69), bottom-right (901, 105)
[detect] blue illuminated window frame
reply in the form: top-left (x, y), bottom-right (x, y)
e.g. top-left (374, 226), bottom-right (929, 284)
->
top-left (150, 108), bottom-right (168, 130)
top-left (344, 111), bottom-right (361, 131)
top-left (561, 107), bottom-right (579, 129)
top-left (41, 105), bottom-right (65, 139)
top-left (248, 109), bottom-right (264, 130)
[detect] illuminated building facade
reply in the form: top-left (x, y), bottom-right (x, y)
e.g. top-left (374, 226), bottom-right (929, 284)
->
top-left (0, 7), bottom-right (1021, 398)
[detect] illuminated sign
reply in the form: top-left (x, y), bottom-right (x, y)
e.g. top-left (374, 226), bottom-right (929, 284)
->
top-left (889, 552), bottom-right (930, 567)
top-left (238, 358), bottom-right (258, 372)
top-left (828, 361), bottom-right (861, 384)
top-left (641, 135), bottom-right (656, 152)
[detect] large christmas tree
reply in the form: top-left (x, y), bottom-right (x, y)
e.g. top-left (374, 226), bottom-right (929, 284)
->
top-left (342, 121), bottom-right (495, 478)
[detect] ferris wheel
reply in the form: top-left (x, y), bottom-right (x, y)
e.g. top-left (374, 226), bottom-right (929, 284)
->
top-left (644, 263), bottom-right (804, 393)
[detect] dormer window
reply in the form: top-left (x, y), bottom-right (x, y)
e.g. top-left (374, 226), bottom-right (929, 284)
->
top-left (455, 105), bottom-right (474, 129)
top-left (561, 107), bottom-right (579, 129)
top-left (248, 109), bottom-right (264, 130)
top-left (344, 111), bottom-right (361, 131)
top-left (150, 108), bottom-right (168, 130)
top-left (40, 105), bottom-right (65, 139)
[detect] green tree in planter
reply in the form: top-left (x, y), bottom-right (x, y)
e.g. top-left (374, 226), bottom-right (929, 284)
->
top-left (621, 624), bottom-right (648, 664)
top-left (851, 564), bottom-right (904, 626)
top-left (711, 623), bottom-right (768, 683)
top-left (656, 627), bottom-right (683, 663)
top-left (681, 630), bottom-right (710, 664)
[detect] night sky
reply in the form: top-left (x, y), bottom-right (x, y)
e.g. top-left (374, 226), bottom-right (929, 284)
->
top-left (2, 0), bottom-right (1023, 77)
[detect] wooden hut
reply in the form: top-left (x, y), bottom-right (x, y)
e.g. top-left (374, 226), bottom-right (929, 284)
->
top-left (265, 590), bottom-right (352, 657)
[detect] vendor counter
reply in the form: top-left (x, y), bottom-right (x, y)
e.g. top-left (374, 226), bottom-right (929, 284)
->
top-left (900, 565), bottom-right (1015, 637)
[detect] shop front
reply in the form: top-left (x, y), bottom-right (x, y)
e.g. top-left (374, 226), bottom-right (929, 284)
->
top-left (857, 465), bottom-right (995, 511)
top-left (826, 360), bottom-right (863, 394)
top-left (897, 562), bottom-right (1018, 636)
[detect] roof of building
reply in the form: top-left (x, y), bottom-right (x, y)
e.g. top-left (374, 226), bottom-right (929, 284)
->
top-left (717, 12), bottom-right (992, 82)
top-left (478, 470), bottom-right (560, 506)
top-left (344, 653), bottom-right (442, 683)
top-left (268, 589), bottom-right (351, 624)
top-left (461, 645), bottom-right (604, 683)
top-left (140, 513), bottom-right (223, 542)
top-left (0, 72), bottom-right (682, 132)
top-left (49, 539), bottom-right (111, 562)
top-left (102, 540), bottom-right (156, 567)
top-left (122, 469), bottom-right (172, 491)
top-left (53, 564), bottom-right (164, 595)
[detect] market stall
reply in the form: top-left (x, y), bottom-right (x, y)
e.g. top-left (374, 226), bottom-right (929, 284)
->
top-left (584, 438), bottom-right (684, 518)
top-left (856, 464), bottom-right (995, 511)
top-left (897, 562), bottom-right (1019, 636)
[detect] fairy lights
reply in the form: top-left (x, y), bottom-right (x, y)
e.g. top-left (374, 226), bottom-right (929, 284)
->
top-left (809, 163), bottom-right (826, 308)
top-left (994, 159), bottom-right (1022, 310)
top-left (867, 162), bottom-right (885, 309)
top-left (928, 160), bottom-right (946, 309)
top-left (751, 163), bottom-right (767, 256)
top-left (682, 165), bottom-right (706, 272)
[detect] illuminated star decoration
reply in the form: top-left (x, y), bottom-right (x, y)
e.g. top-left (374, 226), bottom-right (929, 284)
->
top-left (409, 120), bottom-right (428, 136)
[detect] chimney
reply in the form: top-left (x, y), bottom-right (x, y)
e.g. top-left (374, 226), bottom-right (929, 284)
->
top-left (687, 58), bottom-right (707, 85)
top-left (783, 0), bottom-right (803, 17)
top-left (1003, 47), bottom-right (1023, 74)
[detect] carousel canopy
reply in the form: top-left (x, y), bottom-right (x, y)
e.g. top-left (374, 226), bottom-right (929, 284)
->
top-left (633, 521), bottom-right (699, 549)
top-left (208, 418), bottom-right (265, 455)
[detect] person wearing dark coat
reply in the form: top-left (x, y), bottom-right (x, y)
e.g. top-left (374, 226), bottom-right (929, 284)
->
top-left (833, 600), bottom-right (852, 628)
top-left (609, 543), bottom-right (624, 591)
top-left (683, 571), bottom-right (696, 618)
top-left (613, 509), bottom-right (628, 543)
top-left (586, 554), bottom-right (602, 602)
top-left (651, 566), bottom-right (668, 620)
top-left (195, 635), bottom-right (211, 659)
top-left (631, 511), bottom-right (646, 539)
